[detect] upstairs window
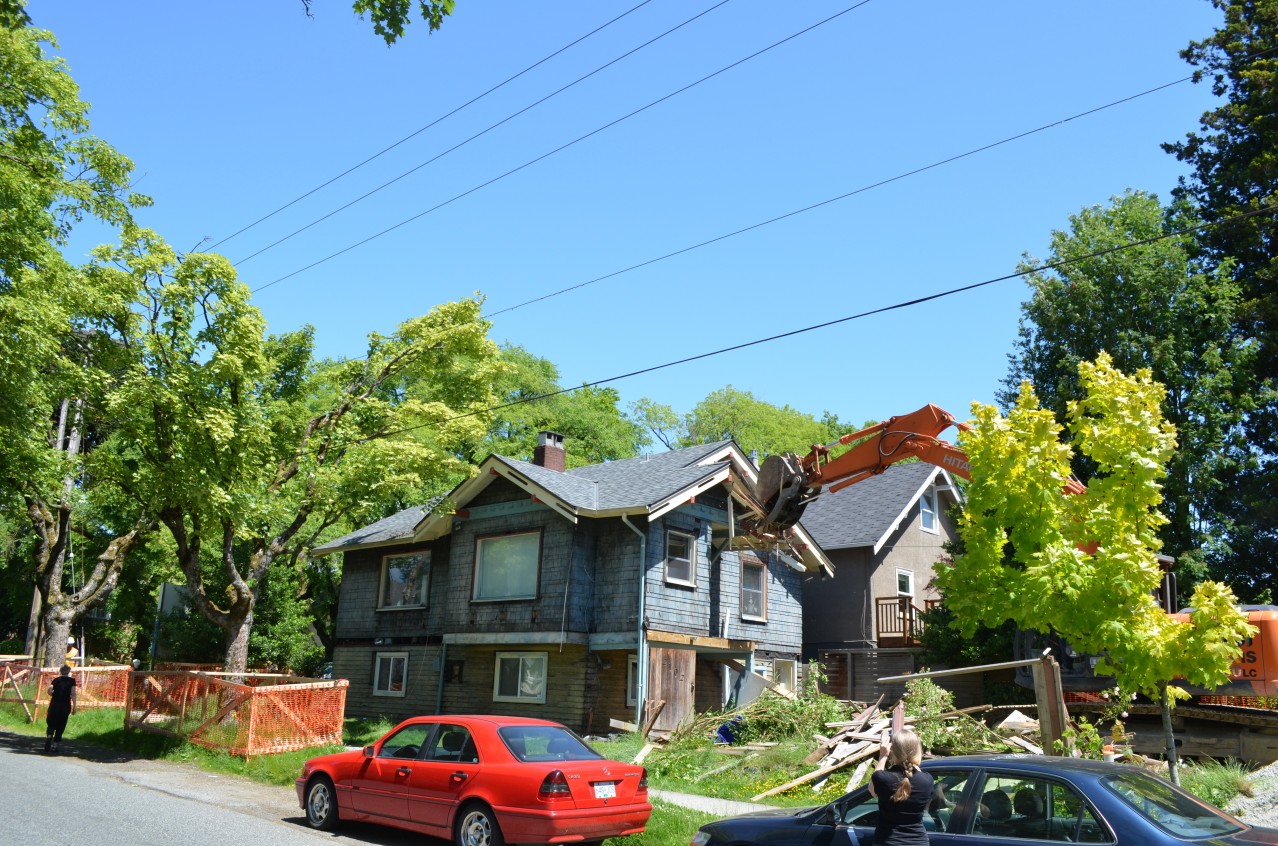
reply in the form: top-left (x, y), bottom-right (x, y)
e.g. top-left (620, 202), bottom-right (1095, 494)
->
top-left (665, 530), bottom-right (697, 586)
top-left (741, 557), bottom-right (767, 621)
top-left (474, 531), bottom-right (541, 601)
top-left (379, 551), bottom-right (430, 609)
top-left (920, 487), bottom-right (938, 533)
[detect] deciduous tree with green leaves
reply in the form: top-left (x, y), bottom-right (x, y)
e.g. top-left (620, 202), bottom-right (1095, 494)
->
top-left (1002, 190), bottom-right (1249, 600)
top-left (1164, 0), bottom-right (1278, 601)
top-left (89, 228), bottom-right (502, 672)
top-left (939, 354), bottom-right (1253, 783)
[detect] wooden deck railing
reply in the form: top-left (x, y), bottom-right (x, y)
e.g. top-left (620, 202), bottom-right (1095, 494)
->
top-left (875, 595), bottom-right (927, 646)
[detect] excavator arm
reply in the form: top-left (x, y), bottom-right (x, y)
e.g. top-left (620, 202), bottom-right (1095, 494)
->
top-left (748, 403), bottom-right (1082, 534)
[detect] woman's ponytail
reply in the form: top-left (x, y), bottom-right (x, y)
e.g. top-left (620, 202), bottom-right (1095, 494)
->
top-left (891, 762), bottom-right (915, 802)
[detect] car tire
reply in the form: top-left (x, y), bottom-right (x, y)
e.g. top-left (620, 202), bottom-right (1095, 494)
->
top-left (305, 776), bottom-right (340, 831)
top-left (456, 802), bottom-right (504, 846)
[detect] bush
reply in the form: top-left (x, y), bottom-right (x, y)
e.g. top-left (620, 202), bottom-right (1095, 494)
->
top-left (1177, 759), bottom-right (1254, 808)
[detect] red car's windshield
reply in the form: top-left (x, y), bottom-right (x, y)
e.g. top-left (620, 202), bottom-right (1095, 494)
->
top-left (498, 725), bottom-right (604, 763)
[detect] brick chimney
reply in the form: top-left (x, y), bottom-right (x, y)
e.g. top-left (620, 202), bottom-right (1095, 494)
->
top-left (533, 431), bottom-right (565, 472)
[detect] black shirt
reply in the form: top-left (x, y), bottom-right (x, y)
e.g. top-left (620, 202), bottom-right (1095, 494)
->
top-left (870, 766), bottom-right (934, 846)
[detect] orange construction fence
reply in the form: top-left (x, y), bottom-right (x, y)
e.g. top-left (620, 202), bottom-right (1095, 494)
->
top-left (125, 669), bottom-right (347, 758)
top-left (0, 662), bottom-right (131, 722)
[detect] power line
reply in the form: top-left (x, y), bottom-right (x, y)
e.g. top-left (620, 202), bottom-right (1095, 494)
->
top-left (485, 75), bottom-right (1197, 317)
top-left (208, 0), bottom-right (657, 252)
top-left (332, 200), bottom-right (1278, 447)
top-left (233, 0), bottom-right (737, 266)
top-left (250, 0), bottom-right (876, 293)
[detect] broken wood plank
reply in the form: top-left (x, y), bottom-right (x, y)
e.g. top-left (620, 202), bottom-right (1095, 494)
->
top-left (633, 743), bottom-right (656, 764)
top-left (846, 758), bottom-right (872, 792)
top-left (640, 700), bottom-right (666, 737)
top-left (751, 743), bottom-right (879, 801)
top-left (695, 752), bottom-right (759, 781)
top-left (1005, 735), bottom-right (1044, 755)
top-left (609, 718), bottom-right (638, 732)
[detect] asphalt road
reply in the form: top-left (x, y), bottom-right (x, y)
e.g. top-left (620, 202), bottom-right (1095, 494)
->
top-left (0, 731), bottom-right (439, 846)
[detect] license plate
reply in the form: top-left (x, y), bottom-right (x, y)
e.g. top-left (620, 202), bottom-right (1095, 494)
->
top-left (593, 781), bottom-right (617, 799)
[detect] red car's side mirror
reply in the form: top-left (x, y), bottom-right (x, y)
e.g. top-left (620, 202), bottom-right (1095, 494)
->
top-left (363, 745), bottom-right (376, 758)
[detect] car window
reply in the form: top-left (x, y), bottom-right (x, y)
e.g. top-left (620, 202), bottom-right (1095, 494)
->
top-left (837, 769), bottom-right (973, 833)
top-left (498, 725), bottom-right (602, 763)
top-left (379, 723), bottom-right (433, 759)
top-left (1103, 770), bottom-right (1243, 838)
top-left (966, 773), bottom-right (1112, 843)
top-left (425, 724), bottom-right (479, 764)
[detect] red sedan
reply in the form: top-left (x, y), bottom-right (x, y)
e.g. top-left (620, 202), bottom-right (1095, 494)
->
top-left (296, 715), bottom-right (651, 846)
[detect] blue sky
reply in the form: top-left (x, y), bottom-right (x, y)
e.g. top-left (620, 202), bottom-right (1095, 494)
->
top-left (32, 0), bottom-right (1223, 443)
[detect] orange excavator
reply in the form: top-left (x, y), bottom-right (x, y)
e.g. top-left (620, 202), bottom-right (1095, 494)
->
top-left (743, 403), bottom-right (1278, 700)
top-left (747, 403), bottom-right (1083, 535)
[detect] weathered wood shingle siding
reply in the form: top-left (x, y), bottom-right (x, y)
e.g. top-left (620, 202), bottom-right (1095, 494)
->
top-left (591, 520), bottom-right (642, 639)
top-left (333, 540), bottom-right (445, 641)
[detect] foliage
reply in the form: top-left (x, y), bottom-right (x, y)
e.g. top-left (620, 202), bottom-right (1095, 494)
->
top-left (1164, 0), bottom-right (1278, 603)
top-left (1002, 191), bottom-right (1249, 582)
top-left (1177, 758), bottom-right (1255, 809)
top-left (475, 344), bottom-right (646, 466)
top-left (630, 388), bottom-right (860, 460)
top-left (940, 355), bottom-right (1254, 702)
top-left (1054, 716), bottom-right (1107, 760)
top-left (350, 0), bottom-right (456, 44)
top-left (917, 601), bottom-right (1016, 669)
top-left (903, 677), bottom-right (1009, 754)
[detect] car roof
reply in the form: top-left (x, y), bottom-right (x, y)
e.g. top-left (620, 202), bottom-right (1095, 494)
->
top-left (407, 714), bottom-right (567, 728)
top-left (922, 754), bottom-right (1131, 776)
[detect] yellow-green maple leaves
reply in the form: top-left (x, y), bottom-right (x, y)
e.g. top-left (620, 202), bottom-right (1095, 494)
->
top-left (938, 353), bottom-right (1252, 699)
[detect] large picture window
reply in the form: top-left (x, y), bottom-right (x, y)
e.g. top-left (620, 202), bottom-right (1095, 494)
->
top-left (494, 652), bottom-right (547, 703)
top-left (665, 530), bottom-right (696, 586)
top-left (379, 551), bottom-right (430, 608)
top-left (374, 652), bottom-right (408, 697)
top-left (741, 557), bottom-right (766, 621)
top-left (473, 531), bottom-right (540, 601)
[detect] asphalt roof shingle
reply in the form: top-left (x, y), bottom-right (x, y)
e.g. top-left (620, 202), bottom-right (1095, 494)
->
top-left (797, 461), bottom-right (942, 551)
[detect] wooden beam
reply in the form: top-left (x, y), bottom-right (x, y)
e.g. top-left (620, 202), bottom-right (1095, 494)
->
top-left (646, 630), bottom-right (754, 651)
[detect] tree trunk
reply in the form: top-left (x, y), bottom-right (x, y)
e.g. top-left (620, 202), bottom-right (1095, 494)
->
top-left (24, 586), bottom-right (42, 660)
top-left (223, 607), bottom-right (253, 675)
top-left (41, 615), bottom-right (72, 669)
top-left (1161, 689), bottom-right (1180, 785)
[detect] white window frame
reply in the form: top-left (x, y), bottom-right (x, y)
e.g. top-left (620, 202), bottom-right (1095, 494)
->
top-left (774, 659), bottom-right (798, 693)
top-left (378, 551), bottom-right (430, 609)
top-left (473, 531), bottom-right (541, 602)
top-left (493, 651), bottom-right (547, 704)
top-left (897, 568), bottom-right (915, 597)
top-left (664, 530), bottom-right (697, 587)
top-left (920, 486), bottom-right (939, 534)
top-left (373, 652), bottom-right (408, 697)
top-left (740, 557), bottom-right (767, 622)
top-left (626, 654), bottom-right (639, 707)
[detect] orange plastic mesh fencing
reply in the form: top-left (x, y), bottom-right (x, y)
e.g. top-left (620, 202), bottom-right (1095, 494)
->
top-left (0, 663), bottom-right (130, 721)
top-left (126, 670), bottom-right (347, 758)
top-left (1062, 691), bottom-right (1107, 703)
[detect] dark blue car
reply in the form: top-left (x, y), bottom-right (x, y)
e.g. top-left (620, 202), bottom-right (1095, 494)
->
top-left (690, 755), bottom-right (1278, 846)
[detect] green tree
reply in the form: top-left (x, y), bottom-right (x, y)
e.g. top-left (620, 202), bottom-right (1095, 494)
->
top-left (1002, 191), bottom-right (1249, 597)
top-left (940, 354), bottom-right (1253, 782)
top-left (476, 344), bottom-right (646, 466)
top-left (89, 229), bottom-right (501, 672)
top-left (1164, 0), bottom-right (1278, 600)
top-left (0, 20), bottom-right (151, 665)
top-left (304, 0), bottom-right (456, 45)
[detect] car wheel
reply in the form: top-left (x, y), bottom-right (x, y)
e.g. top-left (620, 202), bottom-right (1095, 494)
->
top-left (305, 776), bottom-right (340, 831)
top-left (455, 803), bottom-right (503, 846)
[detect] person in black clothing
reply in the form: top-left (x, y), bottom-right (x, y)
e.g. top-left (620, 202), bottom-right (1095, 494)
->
top-left (45, 664), bottom-right (77, 754)
top-left (869, 727), bottom-right (934, 846)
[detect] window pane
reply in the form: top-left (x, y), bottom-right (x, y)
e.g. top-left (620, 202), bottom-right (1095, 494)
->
top-left (666, 532), bottom-right (694, 583)
top-left (375, 653), bottom-right (408, 696)
top-left (898, 570), bottom-right (913, 595)
top-left (379, 723), bottom-right (430, 758)
top-left (921, 490), bottom-right (937, 530)
top-left (497, 656), bottom-right (522, 697)
top-left (476, 533), bottom-right (539, 600)
top-left (742, 562), bottom-right (765, 617)
top-left (381, 552), bottom-right (429, 607)
top-left (495, 652), bottom-right (546, 702)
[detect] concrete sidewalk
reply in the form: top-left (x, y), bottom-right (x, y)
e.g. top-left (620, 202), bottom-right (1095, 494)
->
top-left (650, 788), bottom-right (780, 817)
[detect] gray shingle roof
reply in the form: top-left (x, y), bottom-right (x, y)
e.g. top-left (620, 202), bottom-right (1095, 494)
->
top-left (311, 499), bottom-right (438, 555)
top-left (495, 441), bottom-right (735, 511)
top-left (797, 462), bottom-right (942, 550)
